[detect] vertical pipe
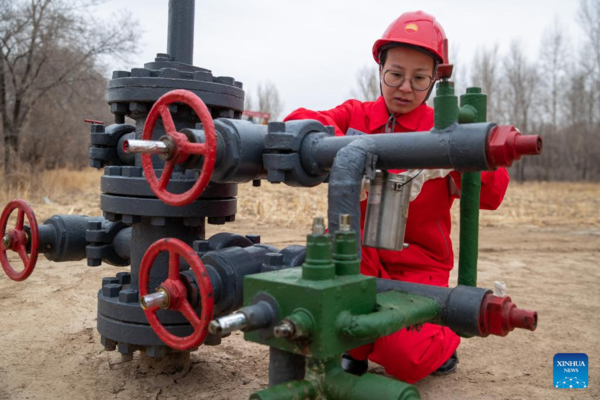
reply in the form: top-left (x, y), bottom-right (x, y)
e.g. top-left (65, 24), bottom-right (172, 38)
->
top-left (458, 87), bottom-right (486, 287)
top-left (167, 0), bottom-right (195, 64)
top-left (433, 81), bottom-right (458, 130)
top-left (268, 348), bottom-right (306, 386)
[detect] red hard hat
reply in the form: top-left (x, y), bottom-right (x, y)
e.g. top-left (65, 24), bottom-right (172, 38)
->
top-left (373, 11), bottom-right (447, 65)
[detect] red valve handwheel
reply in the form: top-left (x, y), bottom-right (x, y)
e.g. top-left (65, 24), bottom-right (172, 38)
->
top-left (0, 199), bottom-right (39, 281)
top-left (139, 238), bottom-right (214, 350)
top-left (142, 89), bottom-right (217, 206)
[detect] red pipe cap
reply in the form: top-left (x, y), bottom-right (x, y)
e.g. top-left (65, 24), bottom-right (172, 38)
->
top-left (486, 125), bottom-right (543, 169)
top-left (479, 293), bottom-right (538, 337)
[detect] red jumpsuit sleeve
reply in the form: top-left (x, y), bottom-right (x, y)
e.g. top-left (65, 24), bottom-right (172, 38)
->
top-left (284, 100), bottom-right (356, 137)
top-left (450, 168), bottom-right (510, 210)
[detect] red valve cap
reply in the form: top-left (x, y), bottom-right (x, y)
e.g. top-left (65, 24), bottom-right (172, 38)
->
top-left (478, 293), bottom-right (538, 337)
top-left (486, 125), bottom-right (542, 169)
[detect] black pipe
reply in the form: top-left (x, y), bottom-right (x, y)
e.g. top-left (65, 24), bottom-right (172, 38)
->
top-left (327, 137), bottom-right (376, 259)
top-left (268, 348), bottom-right (306, 387)
top-left (302, 123), bottom-right (494, 174)
top-left (167, 0), bottom-right (195, 64)
top-left (376, 278), bottom-right (491, 337)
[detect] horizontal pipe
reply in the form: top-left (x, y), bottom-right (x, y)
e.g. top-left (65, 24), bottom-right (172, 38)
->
top-left (325, 367), bottom-right (419, 400)
top-left (376, 278), bottom-right (490, 337)
top-left (338, 291), bottom-right (441, 340)
top-left (303, 123), bottom-right (493, 174)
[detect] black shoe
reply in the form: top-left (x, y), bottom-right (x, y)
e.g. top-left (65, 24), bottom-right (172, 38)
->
top-left (434, 352), bottom-right (458, 375)
top-left (341, 352), bottom-right (368, 376)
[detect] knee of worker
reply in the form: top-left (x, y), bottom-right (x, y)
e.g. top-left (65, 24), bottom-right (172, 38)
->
top-left (369, 324), bottom-right (460, 384)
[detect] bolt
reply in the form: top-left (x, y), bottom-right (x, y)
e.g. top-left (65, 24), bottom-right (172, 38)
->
top-left (245, 235), bottom-right (261, 244)
top-left (102, 277), bottom-right (119, 287)
top-left (112, 71), bottom-right (131, 79)
top-left (119, 289), bottom-right (138, 304)
top-left (273, 320), bottom-right (295, 338)
top-left (87, 221), bottom-right (103, 230)
top-left (145, 346), bottom-right (167, 358)
top-left (130, 68), bottom-right (151, 78)
top-left (339, 214), bottom-right (351, 232)
top-left (100, 336), bottom-right (116, 351)
top-left (102, 284), bottom-right (122, 298)
top-left (265, 253), bottom-right (283, 267)
top-left (2, 234), bottom-right (11, 248)
top-left (215, 76), bottom-right (235, 85)
top-left (116, 272), bottom-right (131, 285)
top-left (267, 121), bottom-right (286, 134)
top-left (193, 71), bottom-right (212, 82)
top-left (312, 217), bottom-right (326, 235)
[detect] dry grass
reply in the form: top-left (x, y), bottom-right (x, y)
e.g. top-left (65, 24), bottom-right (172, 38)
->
top-left (1, 169), bottom-right (103, 222)
top-left (469, 182), bottom-right (600, 228)
top-left (2, 169), bottom-right (598, 229)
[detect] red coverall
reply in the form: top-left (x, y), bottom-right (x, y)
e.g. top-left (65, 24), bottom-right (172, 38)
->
top-left (285, 96), bottom-right (510, 383)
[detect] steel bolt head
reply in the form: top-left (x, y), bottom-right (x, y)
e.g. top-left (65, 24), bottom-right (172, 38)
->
top-left (267, 121), bottom-right (286, 134)
top-left (312, 217), bottom-right (326, 235)
top-left (273, 321), bottom-right (295, 338)
top-left (102, 283), bottom-right (122, 298)
top-left (2, 234), bottom-right (10, 248)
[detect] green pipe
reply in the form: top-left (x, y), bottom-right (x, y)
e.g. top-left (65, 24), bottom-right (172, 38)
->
top-left (458, 87), bottom-right (487, 287)
top-left (325, 367), bottom-right (420, 400)
top-left (433, 81), bottom-right (458, 130)
top-left (333, 227), bottom-right (360, 276)
top-left (302, 230), bottom-right (335, 281)
top-left (250, 379), bottom-right (317, 400)
top-left (337, 291), bottom-right (441, 340)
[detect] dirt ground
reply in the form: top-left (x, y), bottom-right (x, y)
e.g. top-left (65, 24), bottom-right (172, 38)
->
top-left (0, 176), bottom-right (599, 399)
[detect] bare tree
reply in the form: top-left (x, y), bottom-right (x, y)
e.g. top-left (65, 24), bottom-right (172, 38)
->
top-left (539, 19), bottom-right (570, 129)
top-left (471, 44), bottom-right (501, 122)
top-left (256, 81), bottom-right (284, 121)
top-left (501, 41), bottom-right (540, 181)
top-left (0, 0), bottom-right (139, 178)
top-left (350, 65), bottom-right (379, 102)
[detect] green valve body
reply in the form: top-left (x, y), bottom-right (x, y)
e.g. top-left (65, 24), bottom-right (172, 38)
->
top-left (244, 252), bottom-right (377, 359)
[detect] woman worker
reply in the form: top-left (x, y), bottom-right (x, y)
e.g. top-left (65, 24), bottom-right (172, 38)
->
top-left (284, 11), bottom-right (510, 383)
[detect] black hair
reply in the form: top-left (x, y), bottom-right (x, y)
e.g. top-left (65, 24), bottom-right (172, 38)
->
top-left (378, 43), bottom-right (440, 71)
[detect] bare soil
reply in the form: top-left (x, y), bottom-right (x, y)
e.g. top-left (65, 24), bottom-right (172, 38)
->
top-left (0, 176), bottom-right (598, 399)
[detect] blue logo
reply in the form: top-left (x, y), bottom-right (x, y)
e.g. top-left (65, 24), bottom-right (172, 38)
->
top-left (554, 353), bottom-right (588, 389)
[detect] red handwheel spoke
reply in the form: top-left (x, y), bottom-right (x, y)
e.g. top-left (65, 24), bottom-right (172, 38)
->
top-left (184, 142), bottom-right (207, 155)
top-left (180, 300), bottom-right (202, 327)
top-left (16, 210), bottom-right (25, 230)
top-left (159, 105), bottom-right (178, 135)
top-left (168, 250), bottom-right (180, 280)
top-left (158, 160), bottom-right (176, 190)
top-left (17, 246), bottom-right (29, 265)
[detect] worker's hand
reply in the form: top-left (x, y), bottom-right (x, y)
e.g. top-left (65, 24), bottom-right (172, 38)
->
top-left (403, 169), bottom-right (452, 201)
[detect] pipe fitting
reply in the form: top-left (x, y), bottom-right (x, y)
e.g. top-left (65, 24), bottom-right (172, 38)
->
top-left (479, 293), bottom-right (538, 337)
top-left (486, 125), bottom-right (542, 168)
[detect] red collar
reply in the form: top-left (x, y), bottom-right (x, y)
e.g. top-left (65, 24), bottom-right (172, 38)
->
top-left (368, 96), bottom-right (428, 132)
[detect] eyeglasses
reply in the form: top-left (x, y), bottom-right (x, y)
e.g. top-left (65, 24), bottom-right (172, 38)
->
top-left (382, 70), bottom-right (434, 91)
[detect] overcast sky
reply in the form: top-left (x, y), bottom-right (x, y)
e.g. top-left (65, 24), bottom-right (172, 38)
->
top-left (94, 0), bottom-right (582, 117)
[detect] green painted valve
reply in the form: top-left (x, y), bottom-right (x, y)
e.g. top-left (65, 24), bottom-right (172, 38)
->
top-left (245, 215), bottom-right (444, 399)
